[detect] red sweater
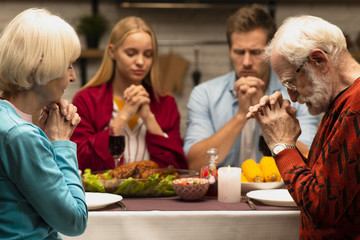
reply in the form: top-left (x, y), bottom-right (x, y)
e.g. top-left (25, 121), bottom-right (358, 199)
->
top-left (71, 81), bottom-right (188, 171)
top-left (275, 78), bottom-right (360, 239)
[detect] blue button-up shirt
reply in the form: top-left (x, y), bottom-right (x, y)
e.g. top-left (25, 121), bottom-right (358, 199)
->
top-left (184, 70), bottom-right (320, 167)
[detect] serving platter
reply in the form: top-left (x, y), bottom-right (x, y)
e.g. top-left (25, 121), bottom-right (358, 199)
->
top-left (82, 168), bottom-right (199, 197)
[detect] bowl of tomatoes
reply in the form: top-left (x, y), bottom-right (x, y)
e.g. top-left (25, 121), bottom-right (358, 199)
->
top-left (172, 177), bottom-right (209, 200)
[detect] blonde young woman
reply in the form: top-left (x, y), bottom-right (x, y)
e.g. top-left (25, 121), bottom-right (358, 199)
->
top-left (0, 8), bottom-right (87, 239)
top-left (71, 16), bottom-right (188, 171)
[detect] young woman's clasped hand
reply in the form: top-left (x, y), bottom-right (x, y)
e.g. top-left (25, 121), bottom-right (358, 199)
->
top-left (122, 84), bottom-right (150, 119)
top-left (111, 84), bottom-right (164, 136)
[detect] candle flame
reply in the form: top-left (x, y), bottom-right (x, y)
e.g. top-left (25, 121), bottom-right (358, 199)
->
top-left (228, 165), bottom-right (231, 168)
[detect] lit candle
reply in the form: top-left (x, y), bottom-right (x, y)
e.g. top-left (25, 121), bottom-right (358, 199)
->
top-left (218, 166), bottom-right (241, 203)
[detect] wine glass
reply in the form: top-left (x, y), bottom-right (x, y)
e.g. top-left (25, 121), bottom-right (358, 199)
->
top-left (108, 133), bottom-right (125, 168)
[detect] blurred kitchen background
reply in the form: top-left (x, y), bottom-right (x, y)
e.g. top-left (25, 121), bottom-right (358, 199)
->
top-left (1, 0), bottom-right (360, 137)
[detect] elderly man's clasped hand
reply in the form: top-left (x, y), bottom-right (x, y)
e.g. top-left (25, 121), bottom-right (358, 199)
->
top-left (246, 91), bottom-right (301, 151)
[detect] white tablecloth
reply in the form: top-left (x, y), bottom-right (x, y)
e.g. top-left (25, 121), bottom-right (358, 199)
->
top-left (61, 210), bottom-right (300, 240)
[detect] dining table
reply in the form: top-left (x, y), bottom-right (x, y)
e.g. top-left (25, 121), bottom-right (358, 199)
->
top-left (61, 194), bottom-right (300, 240)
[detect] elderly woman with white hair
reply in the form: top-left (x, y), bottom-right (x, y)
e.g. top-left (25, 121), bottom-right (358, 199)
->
top-left (0, 8), bottom-right (87, 239)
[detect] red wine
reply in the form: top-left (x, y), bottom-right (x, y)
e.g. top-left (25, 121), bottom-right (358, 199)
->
top-left (108, 135), bottom-right (125, 156)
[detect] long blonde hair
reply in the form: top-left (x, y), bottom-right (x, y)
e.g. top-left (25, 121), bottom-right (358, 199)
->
top-left (83, 16), bottom-right (163, 100)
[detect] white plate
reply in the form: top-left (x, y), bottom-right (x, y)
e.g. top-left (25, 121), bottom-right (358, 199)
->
top-left (85, 192), bottom-right (123, 210)
top-left (241, 181), bottom-right (284, 193)
top-left (246, 189), bottom-right (297, 207)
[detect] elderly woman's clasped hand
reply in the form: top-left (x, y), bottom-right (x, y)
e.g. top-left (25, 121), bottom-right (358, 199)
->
top-left (38, 99), bottom-right (81, 142)
top-left (246, 91), bottom-right (301, 151)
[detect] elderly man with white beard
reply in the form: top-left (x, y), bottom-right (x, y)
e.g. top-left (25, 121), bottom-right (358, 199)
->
top-left (247, 15), bottom-right (360, 239)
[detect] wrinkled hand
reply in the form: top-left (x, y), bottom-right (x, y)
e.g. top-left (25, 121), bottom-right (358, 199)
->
top-left (38, 99), bottom-right (81, 142)
top-left (246, 91), bottom-right (301, 150)
top-left (233, 76), bottom-right (265, 116)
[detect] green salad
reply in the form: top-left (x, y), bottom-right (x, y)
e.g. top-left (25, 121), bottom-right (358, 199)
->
top-left (82, 169), bottom-right (177, 197)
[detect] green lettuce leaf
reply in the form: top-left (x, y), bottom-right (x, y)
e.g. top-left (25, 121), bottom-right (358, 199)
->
top-left (82, 168), bottom-right (177, 197)
top-left (155, 174), bottom-right (176, 196)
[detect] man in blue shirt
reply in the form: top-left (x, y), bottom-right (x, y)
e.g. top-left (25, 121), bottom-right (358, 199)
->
top-left (184, 4), bottom-right (320, 171)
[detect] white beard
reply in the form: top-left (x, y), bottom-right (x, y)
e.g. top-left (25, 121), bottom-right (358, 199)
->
top-left (297, 68), bottom-right (332, 115)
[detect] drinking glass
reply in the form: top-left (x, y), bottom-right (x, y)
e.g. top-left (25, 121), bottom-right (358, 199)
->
top-left (108, 133), bottom-right (125, 168)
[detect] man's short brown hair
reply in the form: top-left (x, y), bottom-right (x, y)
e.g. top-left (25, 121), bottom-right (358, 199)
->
top-left (226, 4), bottom-right (276, 48)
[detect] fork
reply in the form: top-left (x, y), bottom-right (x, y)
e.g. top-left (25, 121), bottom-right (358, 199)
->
top-left (116, 201), bottom-right (127, 210)
top-left (241, 195), bottom-right (257, 210)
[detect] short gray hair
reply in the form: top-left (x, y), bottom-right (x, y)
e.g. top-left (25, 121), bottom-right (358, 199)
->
top-left (0, 8), bottom-right (81, 93)
top-left (264, 15), bottom-right (346, 67)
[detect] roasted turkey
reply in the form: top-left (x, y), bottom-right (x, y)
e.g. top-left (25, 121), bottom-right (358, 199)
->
top-left (109, 160), bottom-right (179, 179)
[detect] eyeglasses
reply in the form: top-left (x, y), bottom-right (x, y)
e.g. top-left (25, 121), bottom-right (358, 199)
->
top-left (282, 58), bottom-right (308, 91)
